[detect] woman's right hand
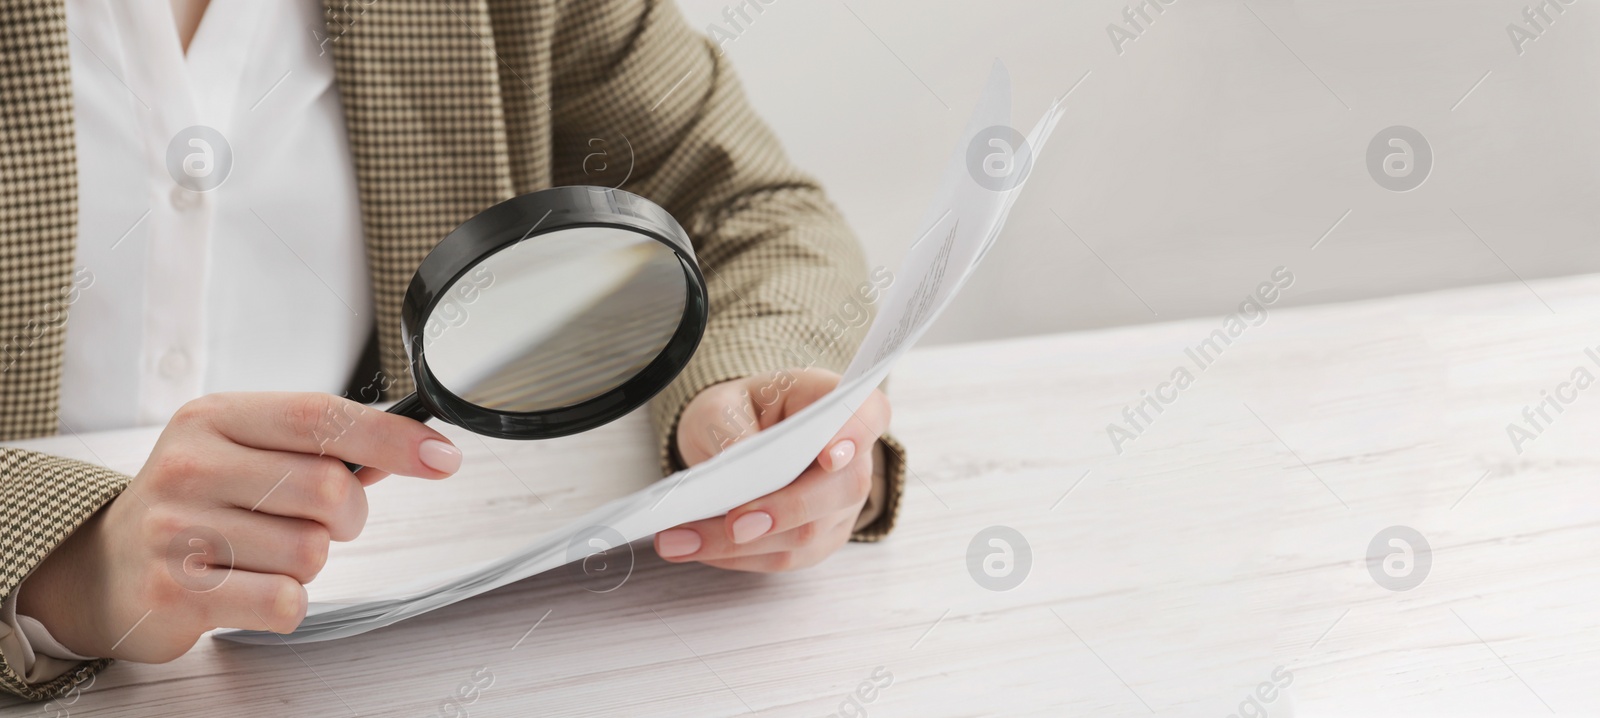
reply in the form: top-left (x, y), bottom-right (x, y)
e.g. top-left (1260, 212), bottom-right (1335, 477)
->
top-left (17, 392), bottom-right (463, 663)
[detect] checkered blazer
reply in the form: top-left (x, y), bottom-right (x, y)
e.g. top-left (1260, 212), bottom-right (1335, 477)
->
top-left (0, 0), bottom-right (905, 700)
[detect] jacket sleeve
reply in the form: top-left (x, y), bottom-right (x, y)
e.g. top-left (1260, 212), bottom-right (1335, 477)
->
top-left (0, 448), bottom-right (126, 700)
top-left (546, 0), bottom-right (904, 540)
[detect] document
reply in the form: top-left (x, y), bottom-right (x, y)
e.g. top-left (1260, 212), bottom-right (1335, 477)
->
top-left (220, 60), bottom-right (1064, 644)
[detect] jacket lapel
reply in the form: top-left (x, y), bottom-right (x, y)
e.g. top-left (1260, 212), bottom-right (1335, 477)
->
top-left (0, 0), bottom-right (79, 440)
top-left (323, 0), bottom-right (517, 396)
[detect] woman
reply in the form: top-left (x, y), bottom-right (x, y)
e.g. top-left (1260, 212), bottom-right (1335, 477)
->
top-left (0, 0), bottom-right (902, 700)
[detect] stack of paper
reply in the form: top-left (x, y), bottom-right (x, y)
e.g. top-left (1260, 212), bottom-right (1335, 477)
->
top-left (220, 61), bottom-right (1064, 644)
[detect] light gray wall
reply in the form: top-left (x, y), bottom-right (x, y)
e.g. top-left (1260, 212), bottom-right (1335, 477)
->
top-left (673, 0), bottom-right (1600, 345)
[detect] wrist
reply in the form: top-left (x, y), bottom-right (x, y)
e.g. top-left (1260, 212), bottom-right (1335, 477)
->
top-left (852, 441), bottom-right (889, 532)
top-left (17, 499), bottom-right (115, 658)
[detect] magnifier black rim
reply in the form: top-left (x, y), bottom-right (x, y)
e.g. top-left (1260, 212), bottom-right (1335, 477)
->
top-left (400, 186), bottom-right (709, 440)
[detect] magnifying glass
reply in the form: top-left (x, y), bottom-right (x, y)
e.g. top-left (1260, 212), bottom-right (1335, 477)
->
top-left (345, 186), bottom-right (708, 471)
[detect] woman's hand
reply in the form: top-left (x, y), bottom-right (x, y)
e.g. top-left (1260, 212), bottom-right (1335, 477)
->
top-left (657, 368), bottom-right (890, 572)
top-left (18, 392), bottom-right (463, 663)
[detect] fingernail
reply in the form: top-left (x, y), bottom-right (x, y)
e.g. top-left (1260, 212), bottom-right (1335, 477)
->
top-left (273, 581), bottom-right (305, 634)
top-left (419, 439), bottom-right (462, 474)
top-left (657, 529), bottom-right (701, 558)
top-left (731, 511), bottom-right (773, 544)
top-left (827, 439), bottom-right (857, 472)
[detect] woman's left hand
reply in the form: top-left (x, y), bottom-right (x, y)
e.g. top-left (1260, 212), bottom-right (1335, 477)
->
top-left (658, 368), bottom-right (890, 572)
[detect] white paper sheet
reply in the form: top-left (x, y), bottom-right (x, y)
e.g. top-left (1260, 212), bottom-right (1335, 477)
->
top-left (219, 60), bottom-right (1063, 644)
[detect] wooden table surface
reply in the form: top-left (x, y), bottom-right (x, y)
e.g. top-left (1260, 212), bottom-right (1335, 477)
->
top-left (7, 274), bottom-right (1600, 717)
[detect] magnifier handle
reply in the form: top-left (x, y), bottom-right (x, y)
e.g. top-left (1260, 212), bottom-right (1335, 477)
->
top-left (343, 392), bottom-right (432, 474)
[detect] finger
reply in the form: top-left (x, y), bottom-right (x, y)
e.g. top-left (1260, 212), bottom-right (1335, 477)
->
top-left (212, 510), bottom-right (331, 584)
top-left (181, 392), bottom-right (461, 479)
top-left (657, 505), bottom-right (858, 562)
top-left (697, 515), bottom-right (855, 573)
top-left (102, 569), bottom-right (306, 661)
top-left (206, 445), bottom-right (368, 541)
top-left (816, 389), bottom-right (890, 472)
top-left (653, 517), bottom-right (715, 561)
top-left (722, 453), bottom-right (873, 545)
top-left (354, 466), bottom-right (390, 487)
top-left (192, 568), bottom-right (308, 634)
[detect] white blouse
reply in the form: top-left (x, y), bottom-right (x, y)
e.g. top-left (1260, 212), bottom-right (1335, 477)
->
top-left (59, 0), bottom-right (371, 432)
top-left (3, 0), bottom-right (373, 680)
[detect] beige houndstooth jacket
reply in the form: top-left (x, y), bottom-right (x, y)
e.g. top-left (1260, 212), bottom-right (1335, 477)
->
top-left (0, 0), bottom-right (905, 700)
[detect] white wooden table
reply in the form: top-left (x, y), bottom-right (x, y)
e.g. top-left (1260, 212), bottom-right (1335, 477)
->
top-left (6, 275), bottom-right (1600, 717)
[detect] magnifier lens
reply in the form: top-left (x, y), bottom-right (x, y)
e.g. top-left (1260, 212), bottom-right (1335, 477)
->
top-left (424, 227), bottom-right (688, 413)
top-left (331, 184), bottom-right (708, 460)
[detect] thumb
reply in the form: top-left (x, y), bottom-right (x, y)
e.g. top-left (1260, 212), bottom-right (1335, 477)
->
top-left (675, 379), bottom-right (761, 467)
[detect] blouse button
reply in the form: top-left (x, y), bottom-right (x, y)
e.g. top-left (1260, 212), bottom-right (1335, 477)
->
top-left (170, 185), bottom-right (203, 211)
top-left (158, 350), bottom-right (191, 379)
